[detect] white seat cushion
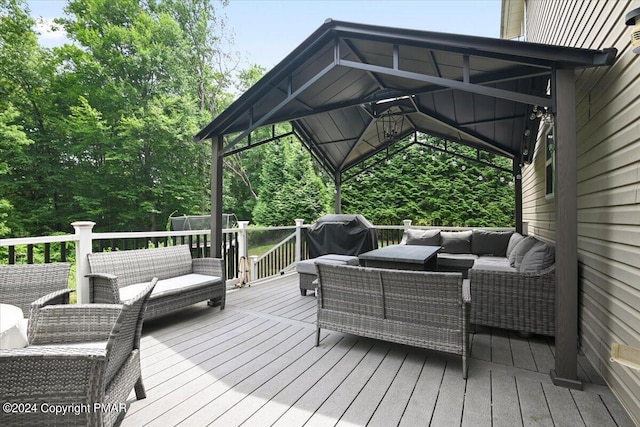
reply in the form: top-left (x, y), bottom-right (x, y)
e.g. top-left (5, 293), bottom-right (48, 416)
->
top-left (119, 274), bottom-right (222, 302)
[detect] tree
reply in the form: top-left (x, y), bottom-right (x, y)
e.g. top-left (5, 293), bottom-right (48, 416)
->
top-left (342, 136), bottom-right (515, 227)
top-left (49, 0), bottom-right (233, 231)
top-left (0, 0), bottom-right (65, 235)
top-left (252, 138), bottom-right (330, 226)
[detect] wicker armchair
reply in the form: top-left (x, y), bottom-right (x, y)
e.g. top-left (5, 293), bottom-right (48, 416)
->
top-left (468, 265), bottom-right (555, 336)
top-left (0, 279), bottom-right (157, 427)
top-left (0, 263), bottom-right (71, 313)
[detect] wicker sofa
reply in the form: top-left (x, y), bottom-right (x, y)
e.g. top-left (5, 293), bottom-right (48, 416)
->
top-left (315, 263), bottom-right (470, 378)
top-left (87, 245), bottom-right (225, 320)
top-left (402, 229), bottom-right (556, 336)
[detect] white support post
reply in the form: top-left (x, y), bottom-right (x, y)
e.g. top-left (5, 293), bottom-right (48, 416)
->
top-left (403, 219), bottom-right (412, 230)
top-left (249, 255), bottom-right (259, 282)
top-left (295, 219), bottom-right (305, 262)
top-left (237, 221), bottom-right (250, 285)
top-left (71, 221), bottom-right (96, 304)
top-left (237, 221), bottom-right (250, 261)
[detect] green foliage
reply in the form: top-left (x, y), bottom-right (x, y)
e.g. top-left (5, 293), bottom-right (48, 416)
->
top-left (252, 138), bottom-right (331, 226)
top-left (342, 138), bottom-right (515, 227)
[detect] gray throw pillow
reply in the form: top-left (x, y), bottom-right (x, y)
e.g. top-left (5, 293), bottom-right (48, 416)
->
top-left (441, 230), bottom-right (472, 254)
top-left (519, 241), bottom-right (555, 273)
top-left (506, 232), bottom-right (524, 258)
top-left (401, 228), bottom-right (441, 246)
top-left (471, 230), bottom-right (513, 256)
top-left (509, 236), bottom-right (537, 267)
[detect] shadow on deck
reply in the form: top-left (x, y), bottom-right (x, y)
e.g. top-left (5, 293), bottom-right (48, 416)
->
top-left (121, 273), bottom-right (633, 427)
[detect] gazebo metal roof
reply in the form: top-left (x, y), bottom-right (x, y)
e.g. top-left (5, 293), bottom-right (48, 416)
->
top-left (196, 19), bottom-right (615, 176)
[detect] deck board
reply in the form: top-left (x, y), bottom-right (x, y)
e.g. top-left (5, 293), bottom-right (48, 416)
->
top-left (120, 272), bottom-right (634, 427)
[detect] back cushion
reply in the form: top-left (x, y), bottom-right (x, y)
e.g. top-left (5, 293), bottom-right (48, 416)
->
top-left (506, 232), bottom-right (524, 258)
top-left (471, 230), bottom-right (513, 256)
top-left (509, 236), bottom-right (537, 268)
top-left (519, 241), bottom-right (555, 273)
top-left (440, 230), bottom-right (472, 254)
top-left (88, 246), bottom-right (193, 287)
top-left (401, 229), bottom-right (441, 246)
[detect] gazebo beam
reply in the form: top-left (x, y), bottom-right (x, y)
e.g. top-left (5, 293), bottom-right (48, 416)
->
top-left (338, 59), bottom-right (553, 107)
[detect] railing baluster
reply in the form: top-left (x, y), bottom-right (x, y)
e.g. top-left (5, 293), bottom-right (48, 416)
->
top-left (61, 242), bottom-right (67, 262)
top-left (9, 246), bottom-right (15, 264)
top-left (27, 245), bottom-right (34, 264)
top-left (44, 243), bottom-right (51, 263)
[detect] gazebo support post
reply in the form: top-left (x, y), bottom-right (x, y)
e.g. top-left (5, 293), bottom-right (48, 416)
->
top-left (514, 160), bottom-right (523, 234)
top-left (335, 171), bottom-right (342, 214)
top-left (550, 69), bottom-right (582, 390)
top-left (211, 135), bottom-right (224, 259)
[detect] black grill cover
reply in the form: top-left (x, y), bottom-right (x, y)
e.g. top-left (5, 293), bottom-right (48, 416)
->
top-left (306, 214), bottom-right (378, 258)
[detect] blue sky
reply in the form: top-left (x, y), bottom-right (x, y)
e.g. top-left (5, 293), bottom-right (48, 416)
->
top-left (27, 0), bottom-right (502, 71)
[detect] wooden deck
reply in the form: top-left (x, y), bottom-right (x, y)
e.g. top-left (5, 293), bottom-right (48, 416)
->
top-left (121, 273), bottom-right (634, 427)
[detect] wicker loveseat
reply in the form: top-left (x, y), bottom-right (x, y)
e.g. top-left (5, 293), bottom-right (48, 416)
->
top-left (315, 263), bottom-right (470, 378)
top-left (402, 229), bottom-right (556, 336)
top-left (87, 245), bottom-right (225, 320)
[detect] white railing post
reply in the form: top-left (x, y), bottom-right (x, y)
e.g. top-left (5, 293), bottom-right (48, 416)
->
top-left (237, 221), bottom-right (250, 285)
top-left (71, 221), bottom-right (96, 304)
top-left (295, 219), bottom-right (304, 262)
top-left (237, 221), bottom-right (250, 260)
top-left (250, 255), bottom-right (259, 282)
top-left (403, 219), bottom-right (412, 230)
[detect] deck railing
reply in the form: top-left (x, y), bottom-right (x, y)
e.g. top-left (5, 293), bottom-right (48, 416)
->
top-left (1, 219), bottom-right (514, 302)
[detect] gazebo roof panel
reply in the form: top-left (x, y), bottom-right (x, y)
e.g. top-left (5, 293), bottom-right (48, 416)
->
top-left (198, 20), bottom-right (615, 168)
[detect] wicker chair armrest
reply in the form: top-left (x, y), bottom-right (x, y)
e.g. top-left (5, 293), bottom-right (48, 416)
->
top-left (29, 304), bottom-right (123, 345)
top-left (86, 273), bottom-right (121, 303)
top-left (31, 288), bottom-right (74, 309)
top-left (462, 279), bottom-right (471, 304)
top-left (192, 257), bottom-right (225, 279)
top-left (470, 263), bottom-right (555, 280)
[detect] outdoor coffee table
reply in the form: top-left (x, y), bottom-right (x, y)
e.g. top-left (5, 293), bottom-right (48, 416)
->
top-left (358, 245), bottom-right (440, 271)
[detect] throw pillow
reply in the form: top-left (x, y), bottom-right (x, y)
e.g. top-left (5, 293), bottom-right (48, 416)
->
top-left (509, 236), bottom-right (537, 268)
top-left (441, 230), bottom-right (472, 254)
top-left (506, 232), bottom-right (524, 258)
top-left (471, 230), bottom-right (513, 256)
top-left (519, 241), bottom-right (555, 273)
top-left (401, 229), bottom-right (441, 246)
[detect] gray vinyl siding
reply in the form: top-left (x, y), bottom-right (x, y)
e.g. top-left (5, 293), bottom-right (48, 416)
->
top-left (521, 0), bottom-right (640, 423)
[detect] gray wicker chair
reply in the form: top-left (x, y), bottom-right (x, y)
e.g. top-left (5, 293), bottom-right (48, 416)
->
top-left (315, 263), bottom-right (470, 378)
top-left (0, 262), bottom-right (71, 314)
top-left (0, 279), bottom-right (156, 427)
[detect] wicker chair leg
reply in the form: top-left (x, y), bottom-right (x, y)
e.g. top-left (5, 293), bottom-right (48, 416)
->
top-left (300, 288), bottom-right (307, 296)
top-left (208, 297), bottom-right (223, 307)
top-left (462, 355), bottom-right (468, 379)
top-left (315, 327), bottom-right (321, 346)
top-left (134, 377), bottom-right (147, 400)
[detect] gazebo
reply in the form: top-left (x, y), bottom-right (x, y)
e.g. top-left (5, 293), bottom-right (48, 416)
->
top-left (196, 20), bottom-right (616, 389)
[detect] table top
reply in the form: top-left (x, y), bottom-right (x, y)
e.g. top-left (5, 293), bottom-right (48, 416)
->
top-left (358, 245), bottom-right (440, 264)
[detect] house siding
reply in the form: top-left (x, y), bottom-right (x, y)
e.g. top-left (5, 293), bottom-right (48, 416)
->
top-left (521, 0), bottom-right (640, 423)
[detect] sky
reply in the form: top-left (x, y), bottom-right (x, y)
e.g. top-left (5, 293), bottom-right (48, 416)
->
top-left (27, 0), bottom-right (502, 71)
